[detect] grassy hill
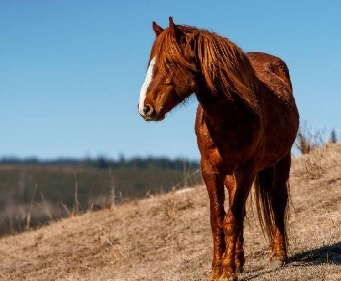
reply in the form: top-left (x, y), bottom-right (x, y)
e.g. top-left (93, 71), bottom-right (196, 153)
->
top-left (0, 144), bottom-right (340, 280)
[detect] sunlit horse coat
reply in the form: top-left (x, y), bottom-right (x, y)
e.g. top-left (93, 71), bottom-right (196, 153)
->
top-left (138, 17), bottom-right (299, 281)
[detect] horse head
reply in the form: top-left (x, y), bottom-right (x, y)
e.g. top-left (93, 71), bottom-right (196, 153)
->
top-left (138, 17), bottom-right (197, 121)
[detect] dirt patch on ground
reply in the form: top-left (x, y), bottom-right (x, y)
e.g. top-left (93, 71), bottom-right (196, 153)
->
top-left (0, 144), bottom-right (340, 281)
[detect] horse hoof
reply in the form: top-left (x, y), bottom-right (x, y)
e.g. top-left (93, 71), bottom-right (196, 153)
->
top-left (270, 258), bottom-right (285, 270)
top-left (207, 270), bottom-right (222, 281)
top-left (219, 273), bottom-right (238, 281)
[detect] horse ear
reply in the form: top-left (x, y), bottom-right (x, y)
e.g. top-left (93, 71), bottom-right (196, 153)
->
top-left (153, 21), bottom-right (164, 37)
top-left (168, 16), bottom-right (183, 42)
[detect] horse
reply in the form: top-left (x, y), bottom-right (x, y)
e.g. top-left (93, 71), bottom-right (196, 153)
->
top-left (138, 17), bottom-right (299, 281)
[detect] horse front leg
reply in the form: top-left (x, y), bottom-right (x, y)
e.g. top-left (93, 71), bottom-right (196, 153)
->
top-left (201, 159), bottom-right (226, 280)
top-left (225, 175), bottom-right (245, 274)
top-left (221, 167), bottom-right (255, 281)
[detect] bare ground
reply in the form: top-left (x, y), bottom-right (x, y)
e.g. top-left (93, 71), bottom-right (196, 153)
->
top-left (0, 144), bottom-right (340, 281)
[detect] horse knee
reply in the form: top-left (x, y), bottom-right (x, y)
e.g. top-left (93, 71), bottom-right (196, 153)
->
top-left (223, 211), bottom-right (242, 237)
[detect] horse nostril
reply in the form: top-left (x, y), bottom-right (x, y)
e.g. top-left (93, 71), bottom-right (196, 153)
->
top-left (143, 105), bottom-right (151, 115)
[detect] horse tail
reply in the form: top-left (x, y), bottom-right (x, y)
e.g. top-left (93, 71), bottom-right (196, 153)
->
top-left (254, 167), bottom-right (275, 242)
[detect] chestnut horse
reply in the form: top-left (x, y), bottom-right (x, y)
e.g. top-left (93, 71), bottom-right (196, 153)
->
top-left (138, 17), bottom-right (299, 281)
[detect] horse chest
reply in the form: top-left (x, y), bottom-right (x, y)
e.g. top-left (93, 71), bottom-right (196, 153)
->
top-left (196, 118), bottom-right (258, 174)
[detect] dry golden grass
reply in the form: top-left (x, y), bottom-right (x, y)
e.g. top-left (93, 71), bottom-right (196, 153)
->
top-left (0, 144), bottom-right (340, 281)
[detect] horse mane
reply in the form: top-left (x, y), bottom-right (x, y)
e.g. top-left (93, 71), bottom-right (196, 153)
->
top-left (150, 26), bottom-right (197, 79)
top-left (151, 25), bottom-right (261, 114)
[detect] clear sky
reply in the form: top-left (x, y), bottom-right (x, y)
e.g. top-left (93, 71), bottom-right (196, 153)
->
top-left (1, 0), bottom-right (340, 160)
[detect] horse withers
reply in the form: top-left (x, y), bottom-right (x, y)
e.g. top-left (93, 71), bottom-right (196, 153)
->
top-left (138, 17), bottom-right (299, 281)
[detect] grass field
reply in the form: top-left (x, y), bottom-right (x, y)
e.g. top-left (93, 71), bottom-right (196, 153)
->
top-left (0, 144), bottom-right (340, 280)
top-left (0, 164), bottom-right (201, 235)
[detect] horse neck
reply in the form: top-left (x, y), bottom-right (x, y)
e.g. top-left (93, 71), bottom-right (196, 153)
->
top-left (194, 80), bottom-right (259, 128)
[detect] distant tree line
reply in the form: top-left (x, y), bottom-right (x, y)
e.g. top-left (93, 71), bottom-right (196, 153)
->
top-left (0, 155), bottom-right (201, 170)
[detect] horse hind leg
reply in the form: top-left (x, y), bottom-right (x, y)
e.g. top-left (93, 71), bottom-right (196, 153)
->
top-left (254, 153), bottom-right (290, 269)
top-left (235, 227), bottom-right (245, 273)
top-left (270, 153), bottom-right (291, 268)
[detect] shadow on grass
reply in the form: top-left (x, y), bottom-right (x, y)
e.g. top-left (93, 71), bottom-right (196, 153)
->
top-left (241, 242), bottom-right (341, 280)
top-left (288, 242), bottom-right (341, 265)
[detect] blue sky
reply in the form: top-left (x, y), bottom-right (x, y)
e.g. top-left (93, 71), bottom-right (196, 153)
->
top-left (1, 0), bottom-right (340, 160)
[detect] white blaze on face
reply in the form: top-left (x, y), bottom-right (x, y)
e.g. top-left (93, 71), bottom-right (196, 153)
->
top-left (139, 56), bottom-right (156, 115)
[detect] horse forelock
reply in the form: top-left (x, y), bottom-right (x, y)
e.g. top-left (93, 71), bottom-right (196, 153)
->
top-left (151, 25), bottom-right (261, 115)
top-left (150, 28), bottom-right (197, 78)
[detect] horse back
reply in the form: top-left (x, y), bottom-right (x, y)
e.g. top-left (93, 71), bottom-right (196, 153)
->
top-left (246, 52), bottom-right (294, 104)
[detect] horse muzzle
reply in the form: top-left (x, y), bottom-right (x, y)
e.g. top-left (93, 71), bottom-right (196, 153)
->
top-left (138, 104), bottom-right (165, 122)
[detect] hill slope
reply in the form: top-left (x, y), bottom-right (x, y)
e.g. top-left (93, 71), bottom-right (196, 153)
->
top-left (0, 144), bottom-right (340, 281)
